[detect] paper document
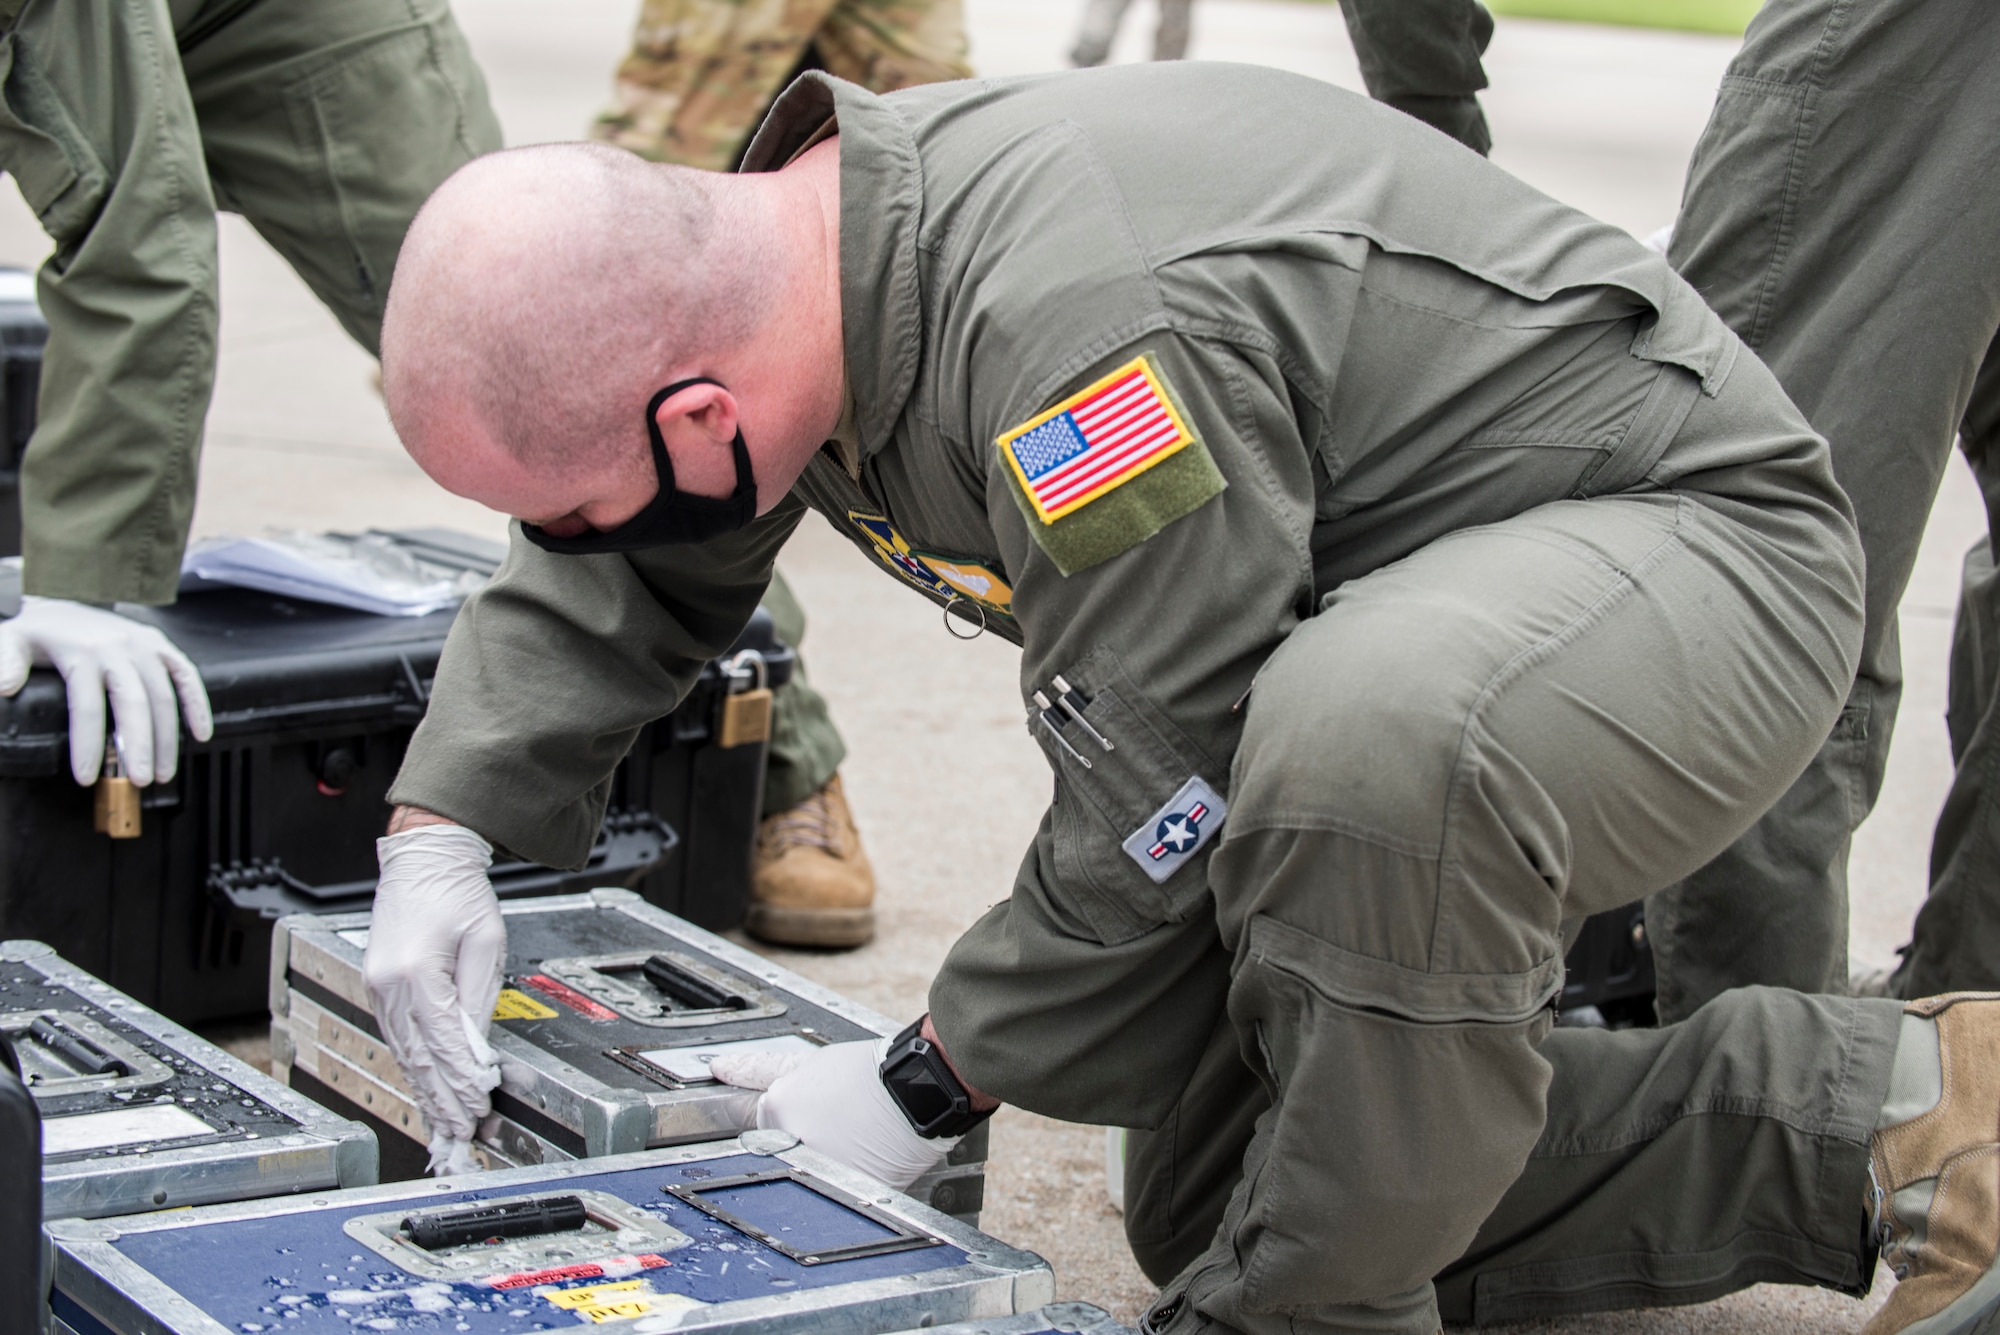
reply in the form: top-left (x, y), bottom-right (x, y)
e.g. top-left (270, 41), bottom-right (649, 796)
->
top-left (181, 530), bottom-right (488, 617)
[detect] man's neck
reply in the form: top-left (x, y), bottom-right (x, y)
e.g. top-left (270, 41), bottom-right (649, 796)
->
top-left (725, 138), bottom-right (846, 496)
top-left (780, 137), bottom-right (846, 444)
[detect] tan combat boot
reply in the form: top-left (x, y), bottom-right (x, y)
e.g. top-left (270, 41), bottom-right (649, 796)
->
top-left (1867, 992), bottom-right (2000, 1335)
top-left (746, 774), bottom-right (875, 948)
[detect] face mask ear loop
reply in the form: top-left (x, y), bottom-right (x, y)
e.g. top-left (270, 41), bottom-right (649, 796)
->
top-left (650, 376), bottom-right (756, 511)
top-left (643, 382), bottom-right (682, 501)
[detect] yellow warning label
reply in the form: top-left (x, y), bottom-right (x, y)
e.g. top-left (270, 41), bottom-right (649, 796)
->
top-left (543, 1279), bottom-right (652, 1323)
top-left (492, 988), bottom-right (559, 1021)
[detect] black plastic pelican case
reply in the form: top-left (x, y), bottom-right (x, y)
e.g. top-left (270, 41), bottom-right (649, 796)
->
top-left (1559, 902), bottom-right (1656, 1027)
top-left (0, 530), bottom-right (792, 1025)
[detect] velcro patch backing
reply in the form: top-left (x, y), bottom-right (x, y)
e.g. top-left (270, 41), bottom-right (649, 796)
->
top-left (998, 354), bottom-right (1226, 575)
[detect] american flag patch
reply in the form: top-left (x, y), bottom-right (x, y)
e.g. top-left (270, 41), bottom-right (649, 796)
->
top-left (998, 355), bottom-right (1195, 524)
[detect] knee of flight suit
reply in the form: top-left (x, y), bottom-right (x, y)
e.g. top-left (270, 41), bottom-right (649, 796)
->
top-left (1201, 616), bottom-right (1566, 1308)
top-left (1215, 933), bottom-right (1557, 1309)
top-left (1217, 610), bottom-right (1569, 1003)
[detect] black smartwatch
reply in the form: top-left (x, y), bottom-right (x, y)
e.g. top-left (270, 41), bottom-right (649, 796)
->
top-left (879, 1018), bottom-right (992, 1139)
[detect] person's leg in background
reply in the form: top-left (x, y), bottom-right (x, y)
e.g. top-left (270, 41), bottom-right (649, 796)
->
top-left (1335, 0), bottom-right (1493, 155)
top-left (1, 0), bottom-right (225, 604)
top-left (814, 0), bottom-right (971, 90)
top-left (180, 0), bottom-right (501, 357)
top-left (1152, 0), bottom-right (1194, 61)
top-left (1897, 340), bottom-right (2000, 995)
top-left (1070, 0), bottom-right (1137, 67)
top-left (751, 569), bottom-right (874, 948)
top-left (1652, 0), bottom-right (2000, 1017)
top-left (590, 0), bottom-right (838, 173)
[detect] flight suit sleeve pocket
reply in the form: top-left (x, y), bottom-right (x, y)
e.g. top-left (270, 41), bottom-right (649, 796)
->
top-left (0, 36), bottom-right (107, 246)
top-left (1028, 647), bottom-right (1223, 945)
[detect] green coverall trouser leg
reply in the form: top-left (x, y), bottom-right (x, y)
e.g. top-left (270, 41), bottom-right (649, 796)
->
top-left (1655, 0), bottom-right (2000, 1012)
top-left (1138, 348), bottom-right (1887, 1333)
top-left (1135, 987), bottom-right (1898, 1329)
top-left (757, 568), bottom-right (848, 817)
top-left (1335, 0), bottom-right (1493, 155)
top-left (0, 0), bottom-right (500, 605)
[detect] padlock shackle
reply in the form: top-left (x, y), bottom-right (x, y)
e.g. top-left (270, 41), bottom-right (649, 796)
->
top-left (722, 648), bottom-right (769, 694)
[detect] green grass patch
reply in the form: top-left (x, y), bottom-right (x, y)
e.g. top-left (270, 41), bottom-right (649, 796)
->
top-left (1481, 0), bottom-right (1760, 34)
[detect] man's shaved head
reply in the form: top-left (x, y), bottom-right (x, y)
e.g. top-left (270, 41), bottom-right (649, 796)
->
top-left (382, 142), bottom-right (773, 476)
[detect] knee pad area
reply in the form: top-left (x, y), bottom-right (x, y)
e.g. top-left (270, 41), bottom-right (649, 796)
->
top-left (1221, 931), bottom-right (1557, 1308)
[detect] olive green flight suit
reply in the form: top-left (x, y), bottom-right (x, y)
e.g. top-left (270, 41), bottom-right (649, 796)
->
top-left (389, 66), bottom-right (1903, 1334)
top-left (1341, 0), bottom-right (2000, 1021)
top-left (1337, 0), bottom-right (1494, 155)
top-left (1662, 0), bottom-right (2000, 1007)
top-left (0, 0), bottom-right (501, 606)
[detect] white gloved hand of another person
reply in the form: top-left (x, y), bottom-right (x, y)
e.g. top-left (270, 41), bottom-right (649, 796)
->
top-left (362, 823), bottom-right (505, 1175)
top-left (711, 1038), bottom-right (957, 1191)
top-left (0, 596), bottom-right (213, 785)
top-left (1642, 221), bottom-right (1675, 256)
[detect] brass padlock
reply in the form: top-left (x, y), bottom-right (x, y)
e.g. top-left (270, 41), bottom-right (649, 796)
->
top-left (716, 651), bottom-right (773, 749)
top-left (93, 744), bottom-right (141, 839)
top-left (717, 687), bottom-right (773, 748)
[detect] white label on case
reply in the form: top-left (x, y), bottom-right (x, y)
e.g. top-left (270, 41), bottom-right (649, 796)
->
top-left (43, 1104), bottom-right (217, 1155)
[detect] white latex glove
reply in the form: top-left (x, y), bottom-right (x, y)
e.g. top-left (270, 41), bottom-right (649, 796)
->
top-left (362, 824), bottom-right (505, 1174)
top-left (711, 1038), bottom-right (958, 1191)
top-left (0, 596), bottom-right (213, 786)
top-left (1643, 221), bottom-right (1675, 256)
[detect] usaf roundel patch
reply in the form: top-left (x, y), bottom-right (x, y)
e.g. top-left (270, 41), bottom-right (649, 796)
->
top-left (1121, 775), bottom-right (1228, 884)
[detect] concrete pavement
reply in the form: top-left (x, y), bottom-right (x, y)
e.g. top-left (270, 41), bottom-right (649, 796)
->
top-left (0, 1), bottom-right (1976, 1326)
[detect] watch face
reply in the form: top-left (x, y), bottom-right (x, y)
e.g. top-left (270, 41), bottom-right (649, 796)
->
top-left (891, 1053), bottom-right (957, 1128)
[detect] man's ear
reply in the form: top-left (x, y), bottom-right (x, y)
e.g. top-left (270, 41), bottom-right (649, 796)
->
top-left (653, 382), bottom-right (739, 445)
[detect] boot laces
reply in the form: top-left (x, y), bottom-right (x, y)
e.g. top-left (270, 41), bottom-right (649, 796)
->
top-left (1869, 1158), bottom-right (1913, 1279)
top-left (763, 785), bottom-right (842, 858)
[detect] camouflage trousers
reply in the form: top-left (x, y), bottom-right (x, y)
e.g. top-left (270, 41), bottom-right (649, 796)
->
top-left (591, 0), bottom-right (971, 171)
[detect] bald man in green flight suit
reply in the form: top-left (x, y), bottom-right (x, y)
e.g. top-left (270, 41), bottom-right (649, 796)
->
top-left (362, 64), bottom-right (2000, 1335)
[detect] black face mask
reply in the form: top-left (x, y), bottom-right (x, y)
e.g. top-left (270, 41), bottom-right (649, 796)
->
top-left (520, 377), bottom-right (758, 554)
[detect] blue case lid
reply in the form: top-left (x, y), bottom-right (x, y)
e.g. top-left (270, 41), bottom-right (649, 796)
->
top-left (105, 1154), bottom-right (967, 1333)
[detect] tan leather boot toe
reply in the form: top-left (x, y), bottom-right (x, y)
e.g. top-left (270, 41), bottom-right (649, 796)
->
top-left (1867, 992), bottom-right (2000, 1335)
top-left (747, 774), bottom-right (876, 948)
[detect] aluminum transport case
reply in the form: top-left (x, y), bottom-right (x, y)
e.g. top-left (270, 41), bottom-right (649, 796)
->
top-left (270, 889), bottom-right (989, 1223)
top-left (0, 536), bottom-right (793, 1025)
top-left (2, 939), bottom-right (376, 1221)
top-left (883, 1303), bottom-right (1137, 1335)
top-left (47, 1133), bottom-right (1054, 1335)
